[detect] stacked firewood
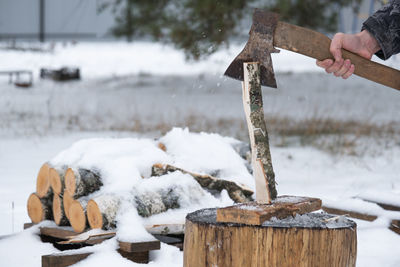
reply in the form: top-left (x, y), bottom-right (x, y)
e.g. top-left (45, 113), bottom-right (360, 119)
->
top-left (27, 163), bottom-right (104, 232)
top-left (27, 149), bottom-right (254, 233)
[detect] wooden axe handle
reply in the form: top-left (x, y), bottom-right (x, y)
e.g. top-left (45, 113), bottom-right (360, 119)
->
top-left (273, 21), bottom-right (400, 91)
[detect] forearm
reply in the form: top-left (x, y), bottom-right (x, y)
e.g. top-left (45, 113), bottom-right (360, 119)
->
top-left (362, 0), bottom-right (400, 60)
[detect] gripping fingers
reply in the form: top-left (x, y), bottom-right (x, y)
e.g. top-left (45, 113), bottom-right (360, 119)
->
top-left (326, 58), bottom-right (344, 74)
top-left (334, 59), bottom-right (351, 77)
top-left (342, 64), bottom-right (355, 79)
top-left (316, 59), bottom-right (334, 69)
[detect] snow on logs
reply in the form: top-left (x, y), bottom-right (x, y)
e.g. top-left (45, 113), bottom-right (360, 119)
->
top-left (65, 168), bottom-right (103, 198)
top-left (28, 162), bottom-right (255, 232)
top-left (151, 163), bottom-right (253, 203)
top-left (87, 195), bottom-right (121, 230)
top-left (26, 130), bottom-right (257, 233)
top-left (27, 163), bottom-right (103, 231)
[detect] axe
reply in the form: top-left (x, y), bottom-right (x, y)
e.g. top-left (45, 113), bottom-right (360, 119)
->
top-left (225, 9), bottom-right (400, 90)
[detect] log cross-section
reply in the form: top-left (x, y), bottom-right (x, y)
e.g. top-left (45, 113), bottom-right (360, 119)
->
top-left (69, 198), bottom-right (89, 233)
top-left (49, 166), bottom-right (67, 196)
top-left (242, 62), bottom-right (277, 202)
top-left (36, 163), bottom-right (52, 198)
top-left (52, 194), bottom-right (69, 226)
top-left (27, 192), bottom-right (53, 223)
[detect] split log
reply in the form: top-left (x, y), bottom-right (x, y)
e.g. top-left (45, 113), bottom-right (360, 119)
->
top-left (242, 62), bottom-right (277, 203)
top-left (62, 193), bottom-right (74, 220)
top-left (49, 166), bottom-right (67, 196)
top-left (184, 208), bottom-right (357, 267)
top-left (36, 163), bottom-right (52, 198)
top-left (65, 167), bottom-right (103, 198)
top-left (27, 192), bottom-right (53, 223)
top-left (87, 195), bottom-right (121, 230)
top-left (151, 163), bottom-right (253, 203)
top-left (69, 198), bottom-right (89, 233)
top-left (322, 205), bottom-right (377, 222)
top-left (216, 196), bottom-right (322, 225)
top-left (87, 179), bottom-right (213, 229)
top-left (52, 194), bottom-right (69, 226)
top-left (145, 224), bottom-right (185, 235)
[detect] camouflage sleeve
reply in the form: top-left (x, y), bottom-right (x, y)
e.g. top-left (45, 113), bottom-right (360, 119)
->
top-left (362, 0), bottom-right (400, 60)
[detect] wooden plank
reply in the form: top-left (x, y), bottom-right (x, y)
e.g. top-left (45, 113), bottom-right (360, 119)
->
top-left (118, 240), bottom-right (160, 252)
top-left (355, 193), bottom-right (400, 212)
top-left (42, 250), bottom-right (150, 266)
top-left (153, 234), bottom-right (182, 244)
top-left (117, 250), bottom-right (149, 264)
top-left (389, 220), bottom-right (400, 235)
top-left (40, 227), bottom-right (76, 240)
top-left (321, 206), bottom-right (378, 222)
top-left (376, 203), bottom-right (400, 212)
top-left (42, 253), bottom-right (91, 267)
top-left (216, 195), bottom-right (322, 225)
top-left (357, 199), bottom-right (400, 212)
top-left (24, 222), bottom-right (35, 229)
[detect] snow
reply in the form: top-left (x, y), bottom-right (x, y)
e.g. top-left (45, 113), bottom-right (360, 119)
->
top-left (0, 41), bottom-right (400, 266)
top-left (0, 223), bottom-right (59, 266)
top-left (159, 128), bottom-right (253, 188)
top-left (0, 41), bottom-right (398, 80)
top-left (1, 131), bottom-right (399, 266)
top-left (262, 213), bottom-right (356, 229)
top-left (49, 129), bottom-right (246, 243)
top-left (356, 191), bottom-right (400, 207)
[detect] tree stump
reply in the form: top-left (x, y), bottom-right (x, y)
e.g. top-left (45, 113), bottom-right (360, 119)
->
top-left (184, 208), bottom-right (357, 267)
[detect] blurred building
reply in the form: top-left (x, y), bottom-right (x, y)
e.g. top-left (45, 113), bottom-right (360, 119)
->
top-left (0, 0), bottom-right (114, 41)
top-left (0, 0), bottom-right (388, 42)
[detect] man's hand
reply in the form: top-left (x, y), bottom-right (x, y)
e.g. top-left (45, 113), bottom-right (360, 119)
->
top-left (316, 30), bottom-right (381, 79)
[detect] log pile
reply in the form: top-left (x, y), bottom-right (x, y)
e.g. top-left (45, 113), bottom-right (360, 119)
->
top-left (27, 151), bottom-right (255, 233)
top-left (27, 163), bottom-right (104, 232)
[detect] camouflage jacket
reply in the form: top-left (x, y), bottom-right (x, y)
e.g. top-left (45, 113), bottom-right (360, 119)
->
top-left (362, 0), bottom-right (400, 60)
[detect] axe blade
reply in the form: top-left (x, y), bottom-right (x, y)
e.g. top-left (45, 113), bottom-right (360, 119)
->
top-left (224, 9), bottom-right (280, 88)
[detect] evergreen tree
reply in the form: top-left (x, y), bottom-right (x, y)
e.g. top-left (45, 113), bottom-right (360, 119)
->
top-left (99, 0), bottom-right (363, 60)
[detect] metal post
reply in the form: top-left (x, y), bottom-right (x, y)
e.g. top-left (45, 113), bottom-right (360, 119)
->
top-left (39, 0), bottom-right (45, 42)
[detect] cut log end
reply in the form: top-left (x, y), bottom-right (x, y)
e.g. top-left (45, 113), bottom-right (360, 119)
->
top-left (157, 142), bottom-right (167, 152)
top-left (69, 200), bottom-right (87, 233)
top-left (36, 163), bottom-right (51, 198)
top-left (87, 199), bottom-right (102, 229)
top-left (53, 194), bottom-right (68, 226)
top-left (65, 168), bottom-right (76, 196)
top-left (63, 193), bottom-right (74, 220)
top-left (27, 193), bottom-right (51, 223)
top-left (49, 168), bottom-right (63, 195)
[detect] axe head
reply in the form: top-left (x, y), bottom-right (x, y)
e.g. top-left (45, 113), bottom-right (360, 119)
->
top-left (224, 9), bottom-right (280, 88)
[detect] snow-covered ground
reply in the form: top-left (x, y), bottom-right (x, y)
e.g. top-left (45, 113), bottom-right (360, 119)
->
top-left (0, 42), bottom-right (399, 266)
